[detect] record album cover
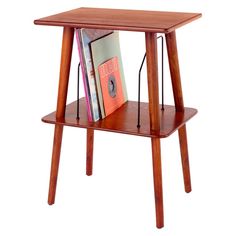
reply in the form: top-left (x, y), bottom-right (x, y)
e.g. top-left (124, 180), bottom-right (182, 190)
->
top-left (90, 31), bottom-right (128, 118)
top-left (76, 28), bottom-right (113, 121)
top-left (98, 57), bottom-right (125, 117)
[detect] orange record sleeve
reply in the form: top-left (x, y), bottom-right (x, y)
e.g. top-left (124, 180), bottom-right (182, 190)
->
top-left (98, 57), bottom-right (125, 117)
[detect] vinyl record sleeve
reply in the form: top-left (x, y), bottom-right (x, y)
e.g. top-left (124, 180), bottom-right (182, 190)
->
top-left (90, 31), bottom-right (128, 118)
top-left (98, 57), bottom-right (125, 117)
top-left (76, 28), bottom-right (112, 121)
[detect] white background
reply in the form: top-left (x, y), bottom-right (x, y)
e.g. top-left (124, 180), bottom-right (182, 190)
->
top-left (0, 0), bottom-right (236, 235)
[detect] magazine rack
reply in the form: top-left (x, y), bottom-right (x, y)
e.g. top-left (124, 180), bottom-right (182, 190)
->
top-left (34, 8), bottom-right (201, 228)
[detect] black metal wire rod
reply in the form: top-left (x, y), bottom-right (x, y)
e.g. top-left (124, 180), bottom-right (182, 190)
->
top-left (137, 53), bottom-right (146, 128)
top-left (137, 35), bottom-right (164, 128)
top-left (157, 35), bottom-right (164, 110)
top-left (76, 63), bottom-right (81, 119)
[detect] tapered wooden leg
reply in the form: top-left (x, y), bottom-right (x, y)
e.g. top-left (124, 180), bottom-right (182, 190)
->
top-left (86, 129), bottom-right (94, 176)
top-left (48, 27), bottom-right (74, 205)
top-left (165, 31), bottom-right (192, 193)
top-left (151, 138), bottom-right (164, 228)
top-left (145, 32), bottom-right (164, 228)
top-left (178, 125), bottom-right (191, 193)
top-left (165, 31), bottom-right (184, 111)
top-left (48, 125), bottom-right (64, 205)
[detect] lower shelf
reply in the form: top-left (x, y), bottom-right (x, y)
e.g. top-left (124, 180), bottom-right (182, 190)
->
top-left (42, 98), bottom-right (197, 138)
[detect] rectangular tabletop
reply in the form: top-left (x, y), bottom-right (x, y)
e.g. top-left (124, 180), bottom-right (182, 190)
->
top-left (34, 7), bottom-right (201, 33)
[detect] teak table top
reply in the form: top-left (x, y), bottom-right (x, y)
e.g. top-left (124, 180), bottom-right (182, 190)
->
top-left (34, 7), bottom-right (201, 33)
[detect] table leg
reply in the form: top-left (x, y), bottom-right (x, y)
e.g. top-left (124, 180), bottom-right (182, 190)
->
top-left (48, 27), bottom-right (74, 205)
top-left (165, 31), bottom-right (192, 193)
top-left (151, 138), bottom-right (164, 228)
top-left (178, 125), bottom-right (191, 192)
top-left (86, 129), bottom-right (94, 176)
top-left (145, 32), bottom-right (164, 228)
top-left (48, 125), bottom-right (63, 205)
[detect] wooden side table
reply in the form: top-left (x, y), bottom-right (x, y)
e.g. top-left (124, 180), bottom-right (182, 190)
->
top-left (34, 8), bottom-right (201, 228)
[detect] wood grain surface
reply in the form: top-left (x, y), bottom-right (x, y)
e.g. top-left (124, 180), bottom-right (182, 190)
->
top-left (34, 8), bottom-right (201, 33)
top-left (48, 27), bottom-right (74, 205)
top-left (166, 31), bottom-right (192, 193)
top-left (42, 98), bottom-right (197, 138)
